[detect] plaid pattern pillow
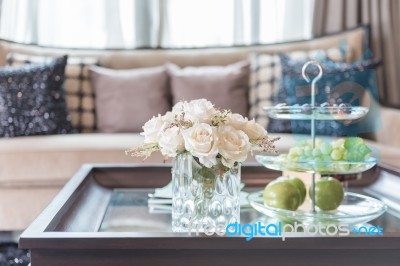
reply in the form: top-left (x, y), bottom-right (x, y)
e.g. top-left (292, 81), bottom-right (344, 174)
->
top-left (248, 48), bottom-right (347, 129)
top-left (248, 54), bottom-right (281, 128)
top-left (6, 52), bottom-right (99, 132)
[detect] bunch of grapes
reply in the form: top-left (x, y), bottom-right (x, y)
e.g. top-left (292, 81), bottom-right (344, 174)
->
top-left (279, 137), bottom-right (372, 172)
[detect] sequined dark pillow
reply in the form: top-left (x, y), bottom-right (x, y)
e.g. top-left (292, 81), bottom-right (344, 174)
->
top-left (0, 55), bottom-right (75, 137)
top-left (267, 54), bottom-right (380, 136)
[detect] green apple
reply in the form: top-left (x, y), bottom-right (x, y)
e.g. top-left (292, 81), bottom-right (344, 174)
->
top-left (286, 177), bottom-right (306, 204)
top-left (272, 176), bottom-right (306, 204)
top-left (263, 179), bottom-right (301, 211)
top-left (309, 177), bottom-right (344, 211)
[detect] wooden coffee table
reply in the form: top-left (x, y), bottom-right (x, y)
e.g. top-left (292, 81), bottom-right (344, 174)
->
top-left (20, 164), bottom-right (400, 266)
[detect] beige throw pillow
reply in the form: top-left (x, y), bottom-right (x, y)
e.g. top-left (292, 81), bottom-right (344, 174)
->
top-left (166, 61), bottom-right (250, 116)
top-left (90, 65), bottom-right (170, 133)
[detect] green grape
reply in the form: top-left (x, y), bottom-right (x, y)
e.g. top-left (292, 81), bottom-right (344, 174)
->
top-left (312, 148), bottom-right (322, 157)
top-left (320, 142), bottom-right (333, 155)
top-left (298, 155), bottom-right (308, 162)
top-left (313, 156), bottom-right (323, 162)
top-left (322, 154), bottom-right (332, 162)
top-left (331, 149), bottom-right (343, 161)
top-left (332, 139), bottom-right (345, 149)
top-left (347, 151), bottom-right (362, 162)
top-left (304, 149), bottom-right (312, 157)
top-left (344, 137), bottom-right (364, 149)
top-left (359, 144), bottom-right (371, 155)
top-left (288, 153), bottom-right (298, 160)
top-left (343, 137), bottom-right (371, 162)
top-left (304, 145), bottom-right (312, 150)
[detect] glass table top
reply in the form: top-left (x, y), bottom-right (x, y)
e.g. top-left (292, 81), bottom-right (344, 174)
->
top-left (99, 188), bottom-right (400, 235)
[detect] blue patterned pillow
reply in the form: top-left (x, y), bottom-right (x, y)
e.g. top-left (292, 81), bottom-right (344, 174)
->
top-left (267, 54), bottom-right (380, 136)
top-left (0, 55), bottom-right (75, 137)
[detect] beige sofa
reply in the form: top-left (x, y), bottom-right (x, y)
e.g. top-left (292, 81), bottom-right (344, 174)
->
top-left (1, 26), bottom-right (399, 231)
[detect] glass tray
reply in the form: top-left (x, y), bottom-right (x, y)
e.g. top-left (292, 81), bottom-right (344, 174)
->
top-left (248, 191), bottom-right (387, 225)
top-left (255, 154), bottom-right (377, 175)
top-left (263, 106), bottom-right (369, 120)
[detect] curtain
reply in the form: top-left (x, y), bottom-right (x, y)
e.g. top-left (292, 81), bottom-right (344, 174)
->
top-left (0, 0), bottom-right (314, 49)
top-left (313, 0), bottom-right (400, 106)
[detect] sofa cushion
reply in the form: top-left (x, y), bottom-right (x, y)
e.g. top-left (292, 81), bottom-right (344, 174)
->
top-left (0, 133), bottom-right (291, 186)
top-left (3, 51), bottom-right (100, 133)
top-left (90, 65), bottom-right (170, 133)
top-left (267, 56), bottom-right (380, 135)
top-left (0, 134), bottom-right (160, 186)
top-left (167, 61), bottom-right (250, 116)
top-left (0, 187), bottom-right (60, 230)
top-left (0, 55), bottom-right (75, 137)
top-left (248, 47), bottom-right (350, 128)
top-left (1, 132), bottom-right (398, 188)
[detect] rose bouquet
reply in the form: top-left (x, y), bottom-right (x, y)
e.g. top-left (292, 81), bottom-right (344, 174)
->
top-left (126, 99), bottom-right (279, 232)
top-left (126, 99), bottom-right (279, 168)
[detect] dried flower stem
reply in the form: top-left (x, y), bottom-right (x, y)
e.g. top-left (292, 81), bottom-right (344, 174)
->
top-left (125, 143), bottom-right (160, 160)
top-left (211, 109), bottom-right (231, 126)
top-left (163, 112), bottom-right (193, 132)
top-left (251, 136), bottom-right (280, 153)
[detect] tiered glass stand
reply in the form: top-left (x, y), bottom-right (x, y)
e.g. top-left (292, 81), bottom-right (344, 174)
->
top-left (249, 61), bottom-right (386, 225)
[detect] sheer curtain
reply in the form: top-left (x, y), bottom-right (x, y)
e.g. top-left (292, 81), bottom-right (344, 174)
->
top-left (0, 0), bottom-right (314, 49)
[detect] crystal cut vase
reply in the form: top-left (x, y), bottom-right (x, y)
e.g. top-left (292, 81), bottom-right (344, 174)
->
top-left (171, 153), bottom-right (241, 233)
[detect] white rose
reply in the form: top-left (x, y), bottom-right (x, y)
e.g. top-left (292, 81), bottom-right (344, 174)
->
top-left (226, 113), bottom-right (248, 131)
top-left (172, 101), bottom-right (186, 114)
top-left (140, 114), bottom-right (165, 143)
top-left (158, 127), bottom-right (185, 158)
top-left (162, 111), bottom-right (175, 124)
top-left (172, 99), bottom-right (216, 124)
top-left (243, 119), bottom-right (267, 140)
top-left (182, 123), bottom-right (219, 168)
top-left (218, 125), bottom-right (250, 168)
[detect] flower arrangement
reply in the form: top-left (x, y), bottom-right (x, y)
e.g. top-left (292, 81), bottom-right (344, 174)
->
top-left (126, 99), bottom-right (279, 168)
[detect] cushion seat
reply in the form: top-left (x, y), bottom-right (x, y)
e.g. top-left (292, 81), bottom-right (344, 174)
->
top-left (0, 133), bottom-right (162, 187)
top-left (0, 133), bottom-right (399, 188)
top-left (0, 133), bottom-right (294, 187)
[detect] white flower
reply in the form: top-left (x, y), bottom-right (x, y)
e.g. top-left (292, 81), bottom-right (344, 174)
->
top-left (226, 113), bottom-right (248, 131)
top-left (243, 119), bottom-right (267, 140)
top-left (162, 111), bottom-right (175, 122)
top-left (182, 123), bottom-right (219, 168)
top-left (158, 127), bottom-right (185, 158)
top-left (140, 114), bottom-right (165, 143)
top-left (171, 101), bottom-right (185, 114)
top-left (218, 125), bottom-right (250, 168)
top-left (172, 99), bottom-right (217, 124)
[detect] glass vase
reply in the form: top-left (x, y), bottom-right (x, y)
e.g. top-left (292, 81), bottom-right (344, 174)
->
top-left (171, 153), bottom-right (241, 233)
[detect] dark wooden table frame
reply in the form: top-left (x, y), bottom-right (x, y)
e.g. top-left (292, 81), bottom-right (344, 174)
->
top-left (19, 163), bottom-right (400, 266)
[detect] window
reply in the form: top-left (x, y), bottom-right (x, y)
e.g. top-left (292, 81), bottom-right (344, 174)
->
top-left (0, 0), bottom-right (314, 49)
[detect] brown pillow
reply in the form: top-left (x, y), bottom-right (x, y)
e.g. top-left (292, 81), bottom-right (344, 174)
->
top-left (90, 65), bottom-right (170, 133)
top-left (166, 61), bottom-right (250, 116)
